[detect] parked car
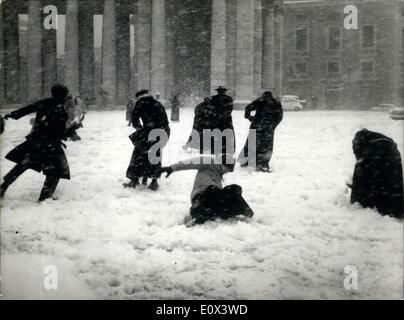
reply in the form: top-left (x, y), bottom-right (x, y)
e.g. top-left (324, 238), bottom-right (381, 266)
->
top-left (389, 107), bottom-right (404, 120)
top-left (371, 103), bottom-right (394, 112)
top-left (281, 95), bottom-right (304, 111)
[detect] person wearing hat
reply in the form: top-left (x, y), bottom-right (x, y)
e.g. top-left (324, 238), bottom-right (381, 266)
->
top-left (238, 91), bottom-right (283, 172)
top-left (1, 84), bottom-right (83, 201)
top-left (124, 89), bottom-right (170, 191)
top-left (209, 86), bottom-right (235, 155)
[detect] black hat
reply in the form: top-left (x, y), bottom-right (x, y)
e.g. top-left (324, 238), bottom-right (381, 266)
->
top-left (215, 86), bottom-right (228, 92)
top-left (51, 84), bottom-right (69, 100)
top-left (135, 89), bottom-right (149, 98)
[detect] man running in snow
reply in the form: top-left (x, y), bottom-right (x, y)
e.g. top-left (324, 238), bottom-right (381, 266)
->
top-left (1, 84), bottom-right (83, 201)
top-left (158, 155), bottom-right (254, 225)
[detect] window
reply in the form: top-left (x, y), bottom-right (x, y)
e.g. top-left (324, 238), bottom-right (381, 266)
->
top-left (296, 28), bottom-right (308, 51)
top-left (361, 61), bottom-right (374, 73)
top-left (328, 61), bottom-right (340, 73)
top-left (295, 62), bottom-right (307, 74)
top-left (328, 27), bottom-right (341, 49)
top-left (362, 25), bottom-right (374, 48)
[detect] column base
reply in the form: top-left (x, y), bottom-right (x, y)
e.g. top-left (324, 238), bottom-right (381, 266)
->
top-left (234, 99), bottom-right (251, 110)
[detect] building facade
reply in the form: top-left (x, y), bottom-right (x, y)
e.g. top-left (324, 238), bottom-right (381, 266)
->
top-left (0, 0), bottom-right (283, 108)
top-left (283, 0), bottom-right (404, 109)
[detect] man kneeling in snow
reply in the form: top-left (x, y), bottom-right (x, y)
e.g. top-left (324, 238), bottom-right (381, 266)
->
top-left (158, 155), bottom-right (254, 225)
top-left (348, 129), bottom-right (403, 218)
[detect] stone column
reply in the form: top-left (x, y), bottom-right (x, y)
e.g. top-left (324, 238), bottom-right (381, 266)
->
top-left (262, 0), bottom-right (275, 91)
top-left (130, 8), bottom-right (138, 95)
top-left (0, 1), bottom-right (4, 103)
top-left (27, 0), bottom-right (42, 102)
top-left (253, 0), bottom-right (263, 96)
top-left (210, 0), bottom-right (226, 95)
top-left (41, 0), bottom-right (57, 97)
top-left (392, 2), bottom-right (403, 108)
top-left (136, 0), bottom-right (152, 91)
top-left (65, 0), bottom-right (80, 96)
top-left (235, 0), bottom-right (255, 105)
top-left (116, 0), bottom-right (130, 105)
top-left (102, 0), bottom-right (117, 106)
top-left (78, 0), bottom-right (95, 104)
top-left (165, 3), bottom-right (175, 100)
top-left (274, 0), bottom-right (283, 98)
top-left (3, 0), bottom-right (20, 103)
top-left (151, 0), bottom-right (166, 99)
top-left (225, 0), bottom-right (237, 98)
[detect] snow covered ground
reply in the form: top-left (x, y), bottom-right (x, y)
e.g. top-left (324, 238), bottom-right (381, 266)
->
top-left (0, 109), bottom-right (403, 300)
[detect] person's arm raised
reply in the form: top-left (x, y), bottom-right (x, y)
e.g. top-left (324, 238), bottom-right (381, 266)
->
top-left (4, 103), bottom-right (39, 120)
top-left (158, 157), bottom-right (218, 178)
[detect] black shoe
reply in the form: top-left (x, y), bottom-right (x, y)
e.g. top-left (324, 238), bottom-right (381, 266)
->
top-left (141, 177), bottom-right (148, 186)
top-left (38, 195), bottom-right (55, 202)
top-left (123, 180), bottom-right (139, 189)
top-left (256, 166), bottom-right (271, 173)
top-left (148, 180), bottom-right (159, 191)
top-left (69, 132), bottom-right (82, 141)
top-left (243, 207), bottom-right (254, 218)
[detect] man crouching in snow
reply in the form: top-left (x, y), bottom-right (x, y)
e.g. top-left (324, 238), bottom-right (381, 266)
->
top-left (1, 84), bottom-right (83, 202)
top-left (348, 129), bottom-right (403, 218)
top-left (158, 154), bottom-right (254, 225)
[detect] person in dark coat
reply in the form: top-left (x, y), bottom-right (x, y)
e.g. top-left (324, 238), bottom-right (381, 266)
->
top-left (170, 95), bottom-right (180, 122)
top-left (1, 84), bottom-right (82, 201)
top-left (183, 97), bottom-right (220, 152)
top-left (126, 99), bottom-right (135, 126)
top-left (348, 129), bottom-right (403, 218)
top-left (124, 90), bottom-right (170, 191)
top-left (238, 91), bottom-right (283, 172)
top-left (210, 86), bottom-right (235, 155)
top-left (0, 114), bottom-right (5, 134)
top-left (158, 154), bottom-right (253, 225)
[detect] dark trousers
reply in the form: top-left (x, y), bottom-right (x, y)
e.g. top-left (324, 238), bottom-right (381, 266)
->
top-left (240, 129), bottom-right (275, 169)
top-left (2, 163), bottom-right (60, 201)
top-left (190, 184), bottom-right (253, 224)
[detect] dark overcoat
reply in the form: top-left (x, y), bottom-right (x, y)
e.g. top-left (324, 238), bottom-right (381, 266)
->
top-left (351, 129), bottom-right (403, 218)
top-left (5, 98), bottom-right (71, 179)
top-left (210, 93), bottom-right (234, 131)
top-left (239, 97), bottom-right (283, 168)
top-left (126, 96), bottom-right (170, 179)
top-left (0, 115), bottom-right (4, 134)
top-left (185, 94), bottom-right (235, 155)
top-left (184, 99), bottom-right (221, 152)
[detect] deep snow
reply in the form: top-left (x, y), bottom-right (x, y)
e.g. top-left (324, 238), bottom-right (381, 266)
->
top-left (0, 109), bottom-right (403, 299)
